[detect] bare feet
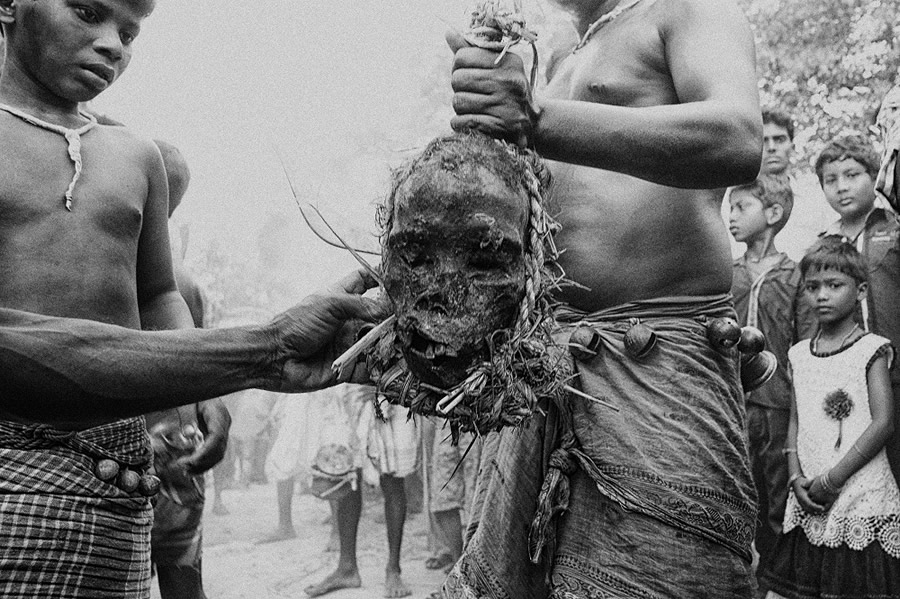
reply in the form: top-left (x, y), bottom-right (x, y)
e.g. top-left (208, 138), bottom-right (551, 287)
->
top-left (255, 525), bottom-right (297, 544)
top-left (424, 552), bottom-right (454, 570)
top-left (304, 569), bottom-right (362, 597)
top-left (384, 570), bottom-right (411, 598)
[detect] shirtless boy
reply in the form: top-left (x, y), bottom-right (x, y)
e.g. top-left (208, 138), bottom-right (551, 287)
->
top-left (444, 0), bottom-right (762, 597)
top-left (0, 1), bottom-right (373, 595)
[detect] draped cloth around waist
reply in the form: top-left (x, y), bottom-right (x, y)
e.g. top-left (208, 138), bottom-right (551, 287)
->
top-left (0, 417), bottom-right (154, 598)
top-left (442, 294), bottom-right (757, 599)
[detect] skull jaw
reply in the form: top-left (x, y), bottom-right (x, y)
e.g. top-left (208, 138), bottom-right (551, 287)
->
top-left (401, 345), bottom-right (481, 389)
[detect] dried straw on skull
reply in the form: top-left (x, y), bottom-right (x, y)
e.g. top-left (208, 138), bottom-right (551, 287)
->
top-left (367, 131), bottom-right (570, 435)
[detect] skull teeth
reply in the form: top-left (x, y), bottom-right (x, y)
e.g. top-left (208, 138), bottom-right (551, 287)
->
top-left (417, 339), bottom-right (458, 359)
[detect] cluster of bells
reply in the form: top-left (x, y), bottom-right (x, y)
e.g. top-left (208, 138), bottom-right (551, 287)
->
top-left (568, 317), bottom-right (777, 393)
top-left (94, 458), bottom-right (160, 497)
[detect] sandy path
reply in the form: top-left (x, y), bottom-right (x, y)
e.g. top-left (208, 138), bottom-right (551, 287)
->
top-left (151, 481), bottom-right (447, 599)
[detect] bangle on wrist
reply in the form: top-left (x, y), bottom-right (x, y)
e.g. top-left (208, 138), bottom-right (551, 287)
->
top-left (787, 473), bottom-right (802, 488)
top-left (782, 447), bottom-right (797, 455)
top-left (820, 470), bottom-right (842, 494)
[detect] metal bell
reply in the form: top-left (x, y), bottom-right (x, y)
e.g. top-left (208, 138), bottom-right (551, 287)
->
top-left (623, 322), bottom-right (657, 359)
top-left (116, 469), bottom-right (141, 493)
top-left (706, 317), bottom-right (742, 352)
top-left (741, 350), bottom-right (778, 392)
top-left (94, 458), bottom-right (120, 482)
top-left (137, 474), bottom-right (161, 497)
top-left (569, 325), bottom-right (601, 361)
top-left (738, 326), bottom-right (766, 354)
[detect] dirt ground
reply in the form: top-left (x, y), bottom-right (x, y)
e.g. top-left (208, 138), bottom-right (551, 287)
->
top-left (150, 480), bottom-right (447, 599)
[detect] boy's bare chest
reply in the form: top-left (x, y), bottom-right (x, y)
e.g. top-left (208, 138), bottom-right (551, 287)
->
top-left (545, 25), bottom-right (672, 106)
top-left (0, 130), bottom-right (146, 240)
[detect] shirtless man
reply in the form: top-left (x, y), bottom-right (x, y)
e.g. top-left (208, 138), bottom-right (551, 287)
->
top-left (443, 0), bottom-right (762, 597)
top-left (0, 1), bottom-right (377, 595)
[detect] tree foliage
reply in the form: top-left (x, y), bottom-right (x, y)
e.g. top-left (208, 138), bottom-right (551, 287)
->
top-left (739, 0), bottom-right (900, 166)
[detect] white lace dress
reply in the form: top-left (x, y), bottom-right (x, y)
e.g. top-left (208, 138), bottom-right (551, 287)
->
top-left (783, 332), bottom-right (900, 558)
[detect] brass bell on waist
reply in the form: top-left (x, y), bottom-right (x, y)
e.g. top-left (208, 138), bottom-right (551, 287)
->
top-left (741, 350), bottom-right (778, 392)
top-left (138, 474), bottom-right (161, 497)
top-left (568, 325), bottom-right (601, 361)
top-left (738, 326), bottom-right (766, 354)
top-left (94, 458), bottom-right (120, 482)
top-left (116, 469), bottom-right (141, 493)
top-left (706, 317), bottom-right (741, 353)
top-left (623, 322), bottom-right (657, 359)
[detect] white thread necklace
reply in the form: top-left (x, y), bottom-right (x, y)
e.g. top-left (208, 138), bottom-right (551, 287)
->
top-left (572, 0), bottom-right (644, 53)
top-left (0, 103), bottom-right (97, 211)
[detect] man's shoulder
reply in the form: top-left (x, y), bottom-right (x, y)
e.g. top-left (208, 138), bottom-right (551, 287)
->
top-left (94, 123), bottom-right (156, 152)
top-left (659, 0), bottom-right (744, 22)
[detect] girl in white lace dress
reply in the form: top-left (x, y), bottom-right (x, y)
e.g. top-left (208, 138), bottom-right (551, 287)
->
top-left (764, 237), bottom-right (900, 598)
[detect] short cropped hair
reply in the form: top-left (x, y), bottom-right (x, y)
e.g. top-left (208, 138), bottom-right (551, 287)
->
top-left (800, 235), bottom-right (868, 284)
top-left (762, 108), bottom-right (794, 141)
top-left (814, 133), bottom-right (880, 185)
top-left (731, 173), bottom-right (794, 233)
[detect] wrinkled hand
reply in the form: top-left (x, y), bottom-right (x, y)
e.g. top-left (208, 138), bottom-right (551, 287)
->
top-left (794, 476), bottom-right (827, 515)
top-left (177, 399), bottom-right (231, 475)
top-left (177, 432), bottom-right (227, 476)
top-left (267, 269), bottom-right (389, 392)
top-left (446, 30), bottom-right (537, 147)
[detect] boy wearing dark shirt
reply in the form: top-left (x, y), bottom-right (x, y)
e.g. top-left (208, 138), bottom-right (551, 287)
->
top-left (729, 174), bottom-right (816, 589)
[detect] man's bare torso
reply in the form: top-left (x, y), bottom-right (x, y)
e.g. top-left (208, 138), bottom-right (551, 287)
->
top-left (0, 115), bottom-right (150, 327)
top-left (546, 1), bottom-right (734, 311)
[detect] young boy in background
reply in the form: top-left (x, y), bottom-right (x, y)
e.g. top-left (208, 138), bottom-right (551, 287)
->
top-left (729, 174), bottom-right (816, 592)
top-left (816, 133), bottom-right (900, 484)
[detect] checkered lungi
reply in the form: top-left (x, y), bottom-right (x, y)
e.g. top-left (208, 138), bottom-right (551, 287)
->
top-left (0, 417), bottom-right (154, 598)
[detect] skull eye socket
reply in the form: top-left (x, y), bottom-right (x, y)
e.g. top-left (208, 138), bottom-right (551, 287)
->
top-left (469, 251), bottom-right (504, 271)
top-left (399, 247), bottom-right (430, 269)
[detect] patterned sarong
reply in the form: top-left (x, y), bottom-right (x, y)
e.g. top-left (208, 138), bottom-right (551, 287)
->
top-left (0, 417), bottom-right (154, 598)
top-left (443, 295), bottom-right (757, 599)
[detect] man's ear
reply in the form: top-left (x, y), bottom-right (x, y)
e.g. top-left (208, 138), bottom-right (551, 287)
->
top-left (766, 204), bottom-right (784, 227)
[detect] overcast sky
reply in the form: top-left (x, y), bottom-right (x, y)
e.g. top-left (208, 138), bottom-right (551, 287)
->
top-left (92, 0), bottom-right (495, 303)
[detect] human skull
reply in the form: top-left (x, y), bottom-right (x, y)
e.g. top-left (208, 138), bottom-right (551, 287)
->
top-left (381, 133), bottom-right (531, 388)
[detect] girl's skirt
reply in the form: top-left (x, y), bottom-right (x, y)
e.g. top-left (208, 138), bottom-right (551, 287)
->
top-left (762, 527), bottom-right (900, 598)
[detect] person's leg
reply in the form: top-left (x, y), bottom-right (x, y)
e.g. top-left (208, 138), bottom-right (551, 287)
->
top-left (325, 499), bottom-right (340, 552)
top-left (304, 471), bottom-right (363, 597)
top-left (381, 473), bottom-right (411, 598)
top-left (433, 509), bottom-right (463, 566)
top-left (212, 441), bottom-right (236, 515)
top-left (257, 477), bottom-right (297, 543)
top-left (758, 407), bottom-right (790, 588)
top-left (155, 564), bottom-right (206, 599)
top-left (152, 500), bottom-right (206, 599)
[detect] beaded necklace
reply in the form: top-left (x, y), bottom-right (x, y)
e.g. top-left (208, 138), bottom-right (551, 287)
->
top-left (813, 323), bottom-right (861, 354)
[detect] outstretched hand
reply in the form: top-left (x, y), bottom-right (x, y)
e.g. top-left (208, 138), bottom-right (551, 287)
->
top-left (266, 269), bottom-right (389, 392)
top-left (446, 29), bottom-right (537, 148)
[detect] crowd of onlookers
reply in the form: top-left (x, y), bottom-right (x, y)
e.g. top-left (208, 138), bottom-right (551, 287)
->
top-left (727, 97), bottom-right (900, 598)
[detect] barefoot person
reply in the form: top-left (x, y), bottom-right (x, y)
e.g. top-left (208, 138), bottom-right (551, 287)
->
top-left (0, 1), bottom-right (380, 595)
top-left (443, 0), bottom-right (762, 597)
top-left (305, 384), bottom-right (418, 598)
